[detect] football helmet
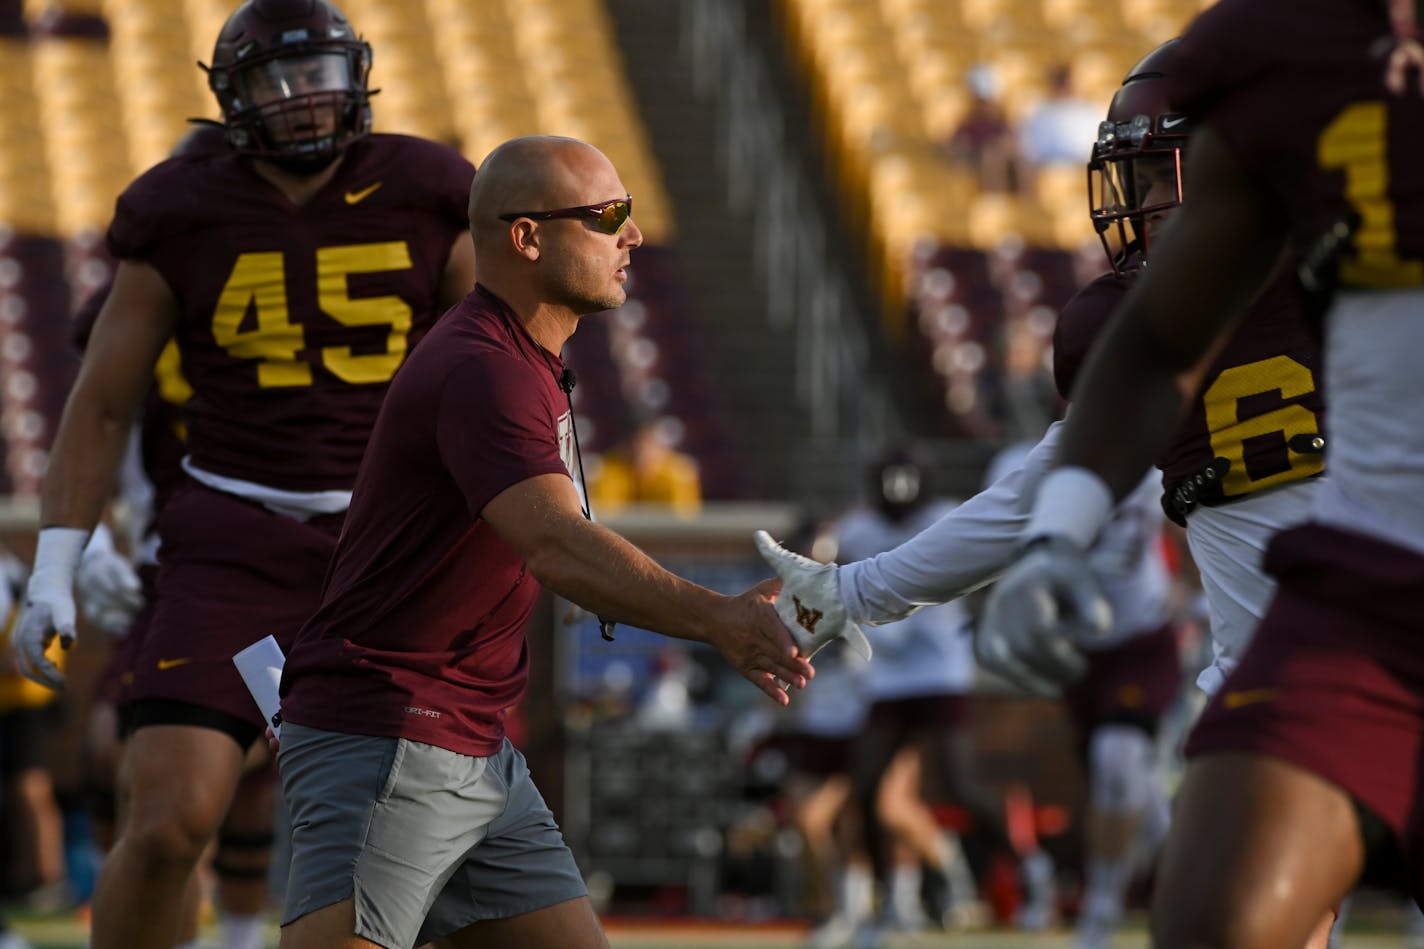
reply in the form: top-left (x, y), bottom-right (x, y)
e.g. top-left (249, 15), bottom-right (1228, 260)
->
top-left (1087, 39), bottom-right (1186, 275)
top-left (871, 446), bottom-right (928, 523)
top-left (203, 0), bottom-right (372, 172)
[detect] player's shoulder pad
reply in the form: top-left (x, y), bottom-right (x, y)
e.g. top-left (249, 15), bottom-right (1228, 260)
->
top-left (108, 154), bottom-right (227, 261)
top-left (1052, 270), bottom-right (1134, 399)
top-left (361, 133), bottom-right (475, 205)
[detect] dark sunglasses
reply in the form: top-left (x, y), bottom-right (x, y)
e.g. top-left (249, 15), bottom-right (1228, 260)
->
top-left (498, 195), bottom-right (633, 235)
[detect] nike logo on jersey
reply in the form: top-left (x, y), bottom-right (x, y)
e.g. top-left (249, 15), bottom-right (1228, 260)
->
top-left (1222, 687), bottom-right (1277, 709)
top-left (1160, 115), bottom-right (1187, 129)
top-left (157, 657), bottom-right (193, 671)
top-left (793, 596), bottom-right (823, 634)
top-left (345, 182), bottom-right (383, 204)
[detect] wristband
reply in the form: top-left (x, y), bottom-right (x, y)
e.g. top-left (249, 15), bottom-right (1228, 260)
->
top-left (29, 527), bottom-right (90, 596)
top-left (1023, 467), bottom-right (1114, 549)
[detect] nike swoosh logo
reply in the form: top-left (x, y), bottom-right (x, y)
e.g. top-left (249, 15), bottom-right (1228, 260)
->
top-left (1223, 687), bottom-right (1277, 709)
top-left (1161, 115), bottom-right (1187, 129)
top-left (345, 182), bottom-right (382, 204)
top-left (157, 657), bottom-right (193, 671)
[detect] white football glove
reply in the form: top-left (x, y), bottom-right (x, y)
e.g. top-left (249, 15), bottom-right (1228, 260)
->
top-left (976, 535), bottom-right (1112, 698)
top-left (76, 523), bottom-right (143, 637)
top-left (13, 527), bottom-right (89, 690)
top-left (753, 530), bottom-right (872, 661)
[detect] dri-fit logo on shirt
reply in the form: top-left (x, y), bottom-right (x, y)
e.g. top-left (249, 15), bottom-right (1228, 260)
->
top-left (404, 706), bottom-right (442, 719)
top-left (557, 409), bottom-right (575, 480)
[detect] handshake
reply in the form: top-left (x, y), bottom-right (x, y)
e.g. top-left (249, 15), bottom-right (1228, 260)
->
top-left (753, 528), bottom-right (1111, 699)
top-left (752, 530), bottom-right (871, 663)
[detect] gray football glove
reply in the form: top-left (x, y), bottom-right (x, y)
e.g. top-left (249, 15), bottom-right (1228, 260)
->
top-left (977, 535), bottom-right (1112, 697)
top-left (753, 530), bottom-right (872, 661)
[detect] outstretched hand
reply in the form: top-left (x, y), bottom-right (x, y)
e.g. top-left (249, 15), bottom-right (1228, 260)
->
top-left (753, 530), bottom-right (872, 661)
top-left (712, 577), bottom-right (815, 706)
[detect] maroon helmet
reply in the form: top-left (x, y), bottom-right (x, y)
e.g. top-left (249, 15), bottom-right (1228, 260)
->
top-left (202, 0), bottom-right (372, 171)
top-left (1087, 39), bottom-right (1187, 275)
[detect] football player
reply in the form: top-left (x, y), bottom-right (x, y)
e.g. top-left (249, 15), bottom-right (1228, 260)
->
top-left (10, 2), bottom-right (476, 947)
top-left (756, 36), bottom-right (1332, 948)
top-left (1068, 40), bottom-right (1324, 701)
top-left (979, 1), bottom-right (1424, 946)
top-left (834, 449), bottom-right (1044, 944)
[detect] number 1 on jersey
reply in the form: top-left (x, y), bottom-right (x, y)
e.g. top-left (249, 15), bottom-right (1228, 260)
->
top-left (1318, 101), bottom-right (1424, 287)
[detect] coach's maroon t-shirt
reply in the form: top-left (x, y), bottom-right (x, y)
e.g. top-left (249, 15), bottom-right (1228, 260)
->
top-left (280, 285), bottom-right (577, 756)
top-left (1053, 260), bottom-right (1325, 500)
top-left (107, 133), bottom-right (473, 491)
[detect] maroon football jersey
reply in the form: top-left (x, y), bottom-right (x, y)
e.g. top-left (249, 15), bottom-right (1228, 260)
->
top-left (1054, 265), bottom-right (1325, 505)
top-left (279, 286), bottom-right (577, 756)
top-left (107, 133), bottom-right (474, 492)
top-left (1173, 0), bottom-right (1424, 289)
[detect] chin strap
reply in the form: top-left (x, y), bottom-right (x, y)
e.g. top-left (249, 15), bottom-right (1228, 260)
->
top-left (1386, 0), bottom-right (1424, 94)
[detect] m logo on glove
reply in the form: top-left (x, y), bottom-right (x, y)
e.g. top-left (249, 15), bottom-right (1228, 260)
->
top-left (753, 530), bottom-right (872, 661)
top-left (793, 597), bottom-right (823, 634)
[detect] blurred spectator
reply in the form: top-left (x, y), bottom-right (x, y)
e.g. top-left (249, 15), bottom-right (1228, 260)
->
top-left (942, 64), bottom-right (1020, 194)
top-left (590, 414), bottom-right (702, 517)
top-left (1017, 62), bottom-right (1102, 173)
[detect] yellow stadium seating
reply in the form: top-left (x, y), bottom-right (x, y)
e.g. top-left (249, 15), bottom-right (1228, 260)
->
top-left (0, 0), bottom-right (674, 245)
top-left (780, 0), bottom-right (1203, 328)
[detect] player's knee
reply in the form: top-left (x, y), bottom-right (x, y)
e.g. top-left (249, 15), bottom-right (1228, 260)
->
top-left (120, 812), bottom-right (212, 869)
top-left (1088, 723), bottom-right (1154, 815)
top-left (122, 790), bottom-right (228, 867)
top-left (874, 790), bottom-right (912, 833)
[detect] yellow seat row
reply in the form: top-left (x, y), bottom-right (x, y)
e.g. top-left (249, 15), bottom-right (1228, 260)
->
top-left (0, 0), bottom-right (672, 245)
top-left (781, 0), bottom-right (1203, 332)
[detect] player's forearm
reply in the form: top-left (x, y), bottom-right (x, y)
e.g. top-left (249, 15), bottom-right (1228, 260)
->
top-left (840, 423), bottom-right (1062, 622)
top-left (523, 518), bottom-right (723, 643)
top-left (39, 391), bottom-right (134, 531)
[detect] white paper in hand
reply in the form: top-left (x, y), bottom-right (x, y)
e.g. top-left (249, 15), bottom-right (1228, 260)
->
top-left (753, 530), bottom-right (872, 661)
top-left (233, 635), bottom-right (285, 739)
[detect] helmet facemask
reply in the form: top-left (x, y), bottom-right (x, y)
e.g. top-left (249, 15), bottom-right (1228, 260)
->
top-left (1089, 115), bottom-right (1186, 276)
top-left (205, 2), bottom-right (373, 174)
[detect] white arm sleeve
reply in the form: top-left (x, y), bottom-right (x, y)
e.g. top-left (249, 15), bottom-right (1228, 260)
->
top-left (838, 421), bottom-right (1063, 625)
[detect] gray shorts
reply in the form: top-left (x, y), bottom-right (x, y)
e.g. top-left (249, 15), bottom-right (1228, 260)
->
top-left (279, 724), bottom-right (588, 949)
